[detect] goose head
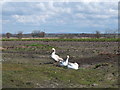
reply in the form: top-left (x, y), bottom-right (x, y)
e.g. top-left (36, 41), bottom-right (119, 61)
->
top-left (66, 55), bottom-right (69, 62)
top-left (52, 48), bottom-right (55, 51)
top-left (51, 48), bottom-right (56, 54)
top-left (67, 55), bottom-right (69, 59)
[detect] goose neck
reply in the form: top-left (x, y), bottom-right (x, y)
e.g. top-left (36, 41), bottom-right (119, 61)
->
top-left (66, 57), bottom-right (69, 63)
top-left (52, 50), bottom-right (56, 55)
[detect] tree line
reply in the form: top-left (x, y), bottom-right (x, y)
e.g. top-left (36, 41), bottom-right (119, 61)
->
top-left (4, 30), bottom-right (118, 39)
top-left (5, 30), bottom-right (45, 39)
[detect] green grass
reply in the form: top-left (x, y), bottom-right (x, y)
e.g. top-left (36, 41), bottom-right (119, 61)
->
top-left (2, 62), bottom-right (118, 88)
top-left (25, 44), bottom-right (54, 49)
top-left (8, 43), bottom-right (54, 51)
top-left (2, 38), bottom-right (120, 42)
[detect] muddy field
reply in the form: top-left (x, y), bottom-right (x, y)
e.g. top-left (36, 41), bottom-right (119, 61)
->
top-left (2, 40), bottom-right (119, 88)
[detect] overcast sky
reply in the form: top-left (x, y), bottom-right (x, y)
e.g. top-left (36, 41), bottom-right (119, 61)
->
top-left (1, 0), bottom-right (118, 34)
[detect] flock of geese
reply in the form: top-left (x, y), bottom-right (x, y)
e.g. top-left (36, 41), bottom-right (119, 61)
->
top-left (51, 48), bottom-right (79, 70)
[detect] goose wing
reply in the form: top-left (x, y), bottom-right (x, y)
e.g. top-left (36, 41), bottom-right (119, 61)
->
top-left (55, 54), bottom-right (63, 61)
top-left (68, 62), bottom-right (79, 70)
top-left (68, 62), bottom-right (74, 66)
top-left (74, 62), bottom-right (79, 66)
top-left (68, 62), bottom-right (78, 66)
top-left (51, 54), bottom-right (63, 61)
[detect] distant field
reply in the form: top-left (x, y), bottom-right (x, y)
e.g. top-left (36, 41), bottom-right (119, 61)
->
top-left (1, 38), bottom-right (120, 42)
top-left (2, 40), bottom-right (119, 88)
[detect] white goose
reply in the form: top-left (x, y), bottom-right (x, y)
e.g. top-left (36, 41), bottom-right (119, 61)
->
top-left (67, 62), bottom-right (79, 70)
top-left (59, 55), bottom-right (69, 66)
top-left (51, 48), bottom-right (63, 62)
top-left (67, 55), bottom-right (79, 70)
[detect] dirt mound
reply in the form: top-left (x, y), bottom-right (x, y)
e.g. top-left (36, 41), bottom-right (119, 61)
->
top-left (73, 54), bottom-right (119, 65)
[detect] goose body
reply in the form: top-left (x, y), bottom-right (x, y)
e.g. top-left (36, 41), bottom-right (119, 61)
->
top-left (67, 62), bottom-right (79, 70)
top-left (65, 55), bottom-right (79, 70)
top-left (51, 48), bottom-right (63, 62)
top-left (59, 55), bottom-right (69, 66)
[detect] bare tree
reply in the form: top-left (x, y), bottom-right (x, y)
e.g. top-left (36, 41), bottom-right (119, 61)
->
top-left (40, 32), bottom-right (45, 37)
top-left (31, 30), bottom-right (45, 38)
top-left (105, 30), bottom-right (111, 38)
top-left (17, 31), bottom-right (23, 39)
top-left (95, 30), bottom-right (101, 38)
top-left (31, 30), bottom-right (40, 38)
top-left (105, 29), bottom-right (118, 38)
top-left (112, 29), bottom-right (118, 38)
top-left (6, 32), bottom-right (11, 39)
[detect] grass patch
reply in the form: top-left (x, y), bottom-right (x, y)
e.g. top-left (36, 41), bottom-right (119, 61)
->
top-left (2, 62), bottom-right (118, 88)
top-left (2, 38), bottom-right (120, 42)
top-left (25, 43), bottom-right (53, 49)
top-left (94, 63), bottom-right (109, 69)
top-left (10, 43), bottom-right (54, 52)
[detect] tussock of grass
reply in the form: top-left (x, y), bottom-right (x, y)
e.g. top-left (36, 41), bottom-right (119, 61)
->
top-left (94, 63), bottom-right (109, 69)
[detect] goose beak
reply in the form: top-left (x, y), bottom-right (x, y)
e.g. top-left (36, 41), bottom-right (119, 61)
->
top-left (51, 49), bottom-right (54, 53)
